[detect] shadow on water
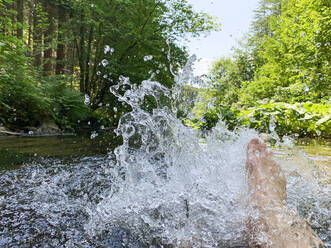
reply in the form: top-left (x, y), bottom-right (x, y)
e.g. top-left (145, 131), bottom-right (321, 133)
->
top-left (0, 134), bottom-right (121, 170)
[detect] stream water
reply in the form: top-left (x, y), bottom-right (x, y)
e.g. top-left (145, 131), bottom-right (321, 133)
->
top-left (0, 61), bottom-right (330, 247)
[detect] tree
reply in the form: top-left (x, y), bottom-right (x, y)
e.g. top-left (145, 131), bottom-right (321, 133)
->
top-left (32, 0), bottom-right (43, 67)
top-left (16, 0), bottom-right (23, 39)
top-left (42, 0), bottom-right (55, 74)
top-left (240, 0), bottom-right (331, 104)
top-left (62, 0), bottom-right (218, 106)
top-left (55, 3), bottom-right (66, 75)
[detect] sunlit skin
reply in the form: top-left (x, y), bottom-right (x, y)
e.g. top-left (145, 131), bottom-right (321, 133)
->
top-left (246, 138), bottom-right (326, 248)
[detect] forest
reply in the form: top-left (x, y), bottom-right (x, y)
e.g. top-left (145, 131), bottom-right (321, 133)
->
top-left (0, 0), bottom-right (218, 133)
top-left (193, 0), bottom-right (330, 138)
top-left (0, 0), bottom-right (330, 138)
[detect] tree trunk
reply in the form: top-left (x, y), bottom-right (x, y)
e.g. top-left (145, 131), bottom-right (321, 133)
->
top-left (27, 0), bottom-right (33, 55)
top-left (84, 24), bottom-right (94, 95)
top-left (43, 0), bottom-right (55, 74)
top-left (78, 19), bottom-right (86, 93)
top-left (55, 5), bottom-right (66, 75)
top-left (33, 0), bottom-right (42, 67)
top-left (16, 0), bottom-right (24, 39)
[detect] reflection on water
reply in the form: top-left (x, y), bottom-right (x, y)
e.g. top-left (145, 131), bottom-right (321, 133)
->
top-left (274, 139), bottom-right (331, 181)
top-left (0, 134), bottom-right (119, 170)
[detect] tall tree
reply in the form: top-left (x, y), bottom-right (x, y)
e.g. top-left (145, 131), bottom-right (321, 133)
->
top-left (33, 0), bottom-right (42, 67)
top-left (16, 0), bottom-right (23, 39)
top-left (55, 4), bottom-right (66, 74)
top-left (238, 0), bottom-right (331, 104)
top-left (43, 0), bottom-right (56, 74)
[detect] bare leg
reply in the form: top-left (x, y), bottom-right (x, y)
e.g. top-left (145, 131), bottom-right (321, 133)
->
top-left (246, 138), bottom-right (325, 248)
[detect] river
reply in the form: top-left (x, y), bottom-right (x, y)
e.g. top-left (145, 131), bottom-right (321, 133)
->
top-left (0, 134), bottom-right (330, 247)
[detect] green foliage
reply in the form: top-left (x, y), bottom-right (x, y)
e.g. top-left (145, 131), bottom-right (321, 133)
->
top-left (205, 0), bottom-right (330, 138)
top-left (77, 0), bottom-right (220, 105)
top-left (199, 102), bottom-right (330, 138)
top-left (0, 3), bottom-right (50, 127)
top-left (239, 102), bottom-right (331, 137)
top-left (0, 69), bottom-right (91, 130)
top-left (1, 0), bottom-right (220, 133)
top-left (41, 77), bottom-right (91, 130)
top-left (199, 106), bottom-right (240, 131)
top-left (0, 72), bottom-right (50, 127)
top-left (211, 55), bottom-right (254, 107)
top-left (239, 0), bottom-right (331, 103)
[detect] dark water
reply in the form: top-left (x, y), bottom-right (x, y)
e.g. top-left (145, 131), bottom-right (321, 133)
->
top-left (0, 135), bottom-right (148, 248)
top-left (0, 134), bottom-right (118, 170)
top-left (0, 136), bottom-right (330, 247)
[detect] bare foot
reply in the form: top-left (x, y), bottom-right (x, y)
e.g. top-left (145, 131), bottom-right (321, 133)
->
top-left (246, 138), bottom-right (286, 207)
top-left (246, 138), bottom-right (326, 248)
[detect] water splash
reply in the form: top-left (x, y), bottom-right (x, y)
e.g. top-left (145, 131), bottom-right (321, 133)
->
top-left (101, 59), bottom-right (109, 67)
top-left (144, 55), bottom-right (153, 62)
top-left (84, 94), bottom-right (90, 105)
top-left (86, 90), bottom-right (256, 246)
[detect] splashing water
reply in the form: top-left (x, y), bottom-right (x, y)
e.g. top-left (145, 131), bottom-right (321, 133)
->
top-left (144, 55), bottom-right (153, 62)
top-left (84, 94), bottom-right (90, 105)
top-left (84, 72), bottom-right (258, 246)
top-left (0, 58), bottom-right (330, 247)
top-left (85, 58), bottom-right (329, 247)
top-left (101, 59), bottom-right (109, 67)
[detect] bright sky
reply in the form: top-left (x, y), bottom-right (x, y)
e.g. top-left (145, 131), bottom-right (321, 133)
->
top-left (186, 0), bottom-right (259, 75)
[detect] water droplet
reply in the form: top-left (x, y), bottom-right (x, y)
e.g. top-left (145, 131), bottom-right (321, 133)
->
top-left (269, 117), bottom-right (276, 132)
top-left (104, 45), bottom-right (111, 54)
top-left (188, 113), bottom-right (194, 119)
top-left (207, 102), bottom-right (215, 108)
top-left (101, 59), bottom-right (108, 67)
top-left (90, 131), bottom-right (98, 139)
top-left (144, 55), bottom-right (153, 61)
top-left (304, 84), bottom-right (309, 92)
top-left (84, 94), bottom-right (90, 105)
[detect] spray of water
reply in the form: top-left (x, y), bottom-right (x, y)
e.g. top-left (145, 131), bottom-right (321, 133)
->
top-left (84, 58), bottom-right (329, 247)
top-left (84, 71), bottom-right (257, 246)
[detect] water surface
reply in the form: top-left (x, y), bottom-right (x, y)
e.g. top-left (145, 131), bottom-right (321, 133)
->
top-left (0, 135), bottom-right (330, 247)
